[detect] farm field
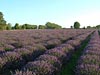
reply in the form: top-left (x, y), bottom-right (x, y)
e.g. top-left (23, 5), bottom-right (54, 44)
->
top-left (0, 29), bottom-right (97, 75)
top-left (1, 0), bottom-right (100, 75)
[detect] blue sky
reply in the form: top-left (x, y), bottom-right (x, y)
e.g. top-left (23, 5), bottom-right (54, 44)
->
top-left (0, 0), bottom-right (100, 28)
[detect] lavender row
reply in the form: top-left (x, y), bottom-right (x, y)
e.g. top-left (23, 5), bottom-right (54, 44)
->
top-left (0, 46), bottom-right (47, 74)
top-left (13, 31), bottom-right (92, 75)
top-left (76, 31), bottom-right (100, 75)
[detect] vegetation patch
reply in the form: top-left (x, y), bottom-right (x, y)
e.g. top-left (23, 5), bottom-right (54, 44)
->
top-left (60, 34), bottom-right (91, 75)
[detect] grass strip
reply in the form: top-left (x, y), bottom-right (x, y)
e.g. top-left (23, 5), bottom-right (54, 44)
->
top-left (60, 34), bottom-right (91, 75)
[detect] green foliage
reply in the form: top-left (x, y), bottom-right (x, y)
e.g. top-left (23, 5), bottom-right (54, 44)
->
top-left (38, 25), bottom-right (46, 29)
top-left (21, 24), bottom-right (26, 29)
top-left (14, 23), bottom-right (20, 29)
top-left (11, 27), bottom-right (15, 30)
top-left (92, 26), bottom-right (96, 29)
top-left (96, 25), bottom-right (100, 29)
top-left (12, 23), bottom-right (38, 30)
top-left (0, 20), bottom-right (6, 25)
top-left (82, 26), bottom-right (85, 29)
top-left (87, 26), bottom-right (91, 29)
top-left (0, 12), bottom-right (3, 22)
top-left (0, 12), bottom-right (7, 30)
top-left (70, 26), bottom-right (73, 29)
top-left (0, 24), bottom-right (7, 30)
top-left (45, 22), bottom-right (62, 29)
top-left (0, 12), bottom-right (6, 25)
top-left (60, 34), bottom-right (91, 75)
top-left (22, 24), bottom-right (37, 29)
top-left (74, 21), bottom-right (80, 29)
top-left (6, 23), bottom-right (12, 30)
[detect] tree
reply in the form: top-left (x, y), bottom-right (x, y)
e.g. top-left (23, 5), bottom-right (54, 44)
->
top-left (21, 24), bottom-right (37, 29)
top-left (45, 22), bottom-right (62, 29)
top-left (82, 26), bottom-right (85, 29)
top-left (38, 25), bottom-right (46, 29)
top-left (0, 12), bottom-right (6, 25)
top-left (74, 21), bottom-right (80, 29)
top-left (30, 25), bottom-right (37, 29)
top-left (6, 23), bottom-right (12, 30)
top-left (87, 26), bottom-right (91, 29)
top-left (96, 25), bottom-right (100, 29)
top-left (92, 26), bottom-right (96, 29)
top-left (70, 26), bottom-right (73, 29)
top-left (0, 12), bottom-right (3, 22)
top-left (14, 23), bottom-right (20, 29)
top-left (21, 24), bottom-right (26, 29)
top-left (0, 12), bottom-right (7, 30)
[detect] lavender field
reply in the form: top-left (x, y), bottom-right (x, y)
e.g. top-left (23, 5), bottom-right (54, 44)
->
top-left (1, 0), bottom-right (100, 75)
top-left (0, 29), bottom-right (99, 75)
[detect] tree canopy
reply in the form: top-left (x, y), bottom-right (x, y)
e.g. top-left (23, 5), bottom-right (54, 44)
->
top-left (0, 12), bottom-right (7, 30)
top-left (45, 22), bottom-right (62, 29)
top-left (74, 21), bottom-right (80, 29)
top-left (38, 25), bottom-right (46, 29)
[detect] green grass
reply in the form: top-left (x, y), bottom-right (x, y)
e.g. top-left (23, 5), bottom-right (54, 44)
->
top-left (60, 35), bottom-right (91, 75)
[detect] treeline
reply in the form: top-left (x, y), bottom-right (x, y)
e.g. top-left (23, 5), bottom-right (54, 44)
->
top-left (0, 12), bottom-right (62, 30)
top-left (11, 22), bottom-right (62, 30)
top-left (86, 25), bottom-right (100, 29)
top-left (71, 21), bottom-right (100, 29)
top-left (1, 11), bottom-right (100, 30)
top-left (4, 22), bottom-right (62, 30)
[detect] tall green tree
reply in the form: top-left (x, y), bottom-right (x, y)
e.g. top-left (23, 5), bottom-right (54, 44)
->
top-left (0, 12), bottom-right (3, 23)
top-left (74, 21), bottom-right (80, 29)
top-left (0, 12), bottom-right (7, 30)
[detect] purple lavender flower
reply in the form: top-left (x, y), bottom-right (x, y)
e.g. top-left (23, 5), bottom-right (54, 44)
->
top-left (23, 60), bottom-right (54, 75)
top-left (36, 54), bottom-right (61, 70)
top-left (14, 70), bottom-right (36, 75)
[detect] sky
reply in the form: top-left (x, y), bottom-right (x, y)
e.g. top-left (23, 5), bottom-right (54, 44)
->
top-left (0, 0), bottom-right (100, 28)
